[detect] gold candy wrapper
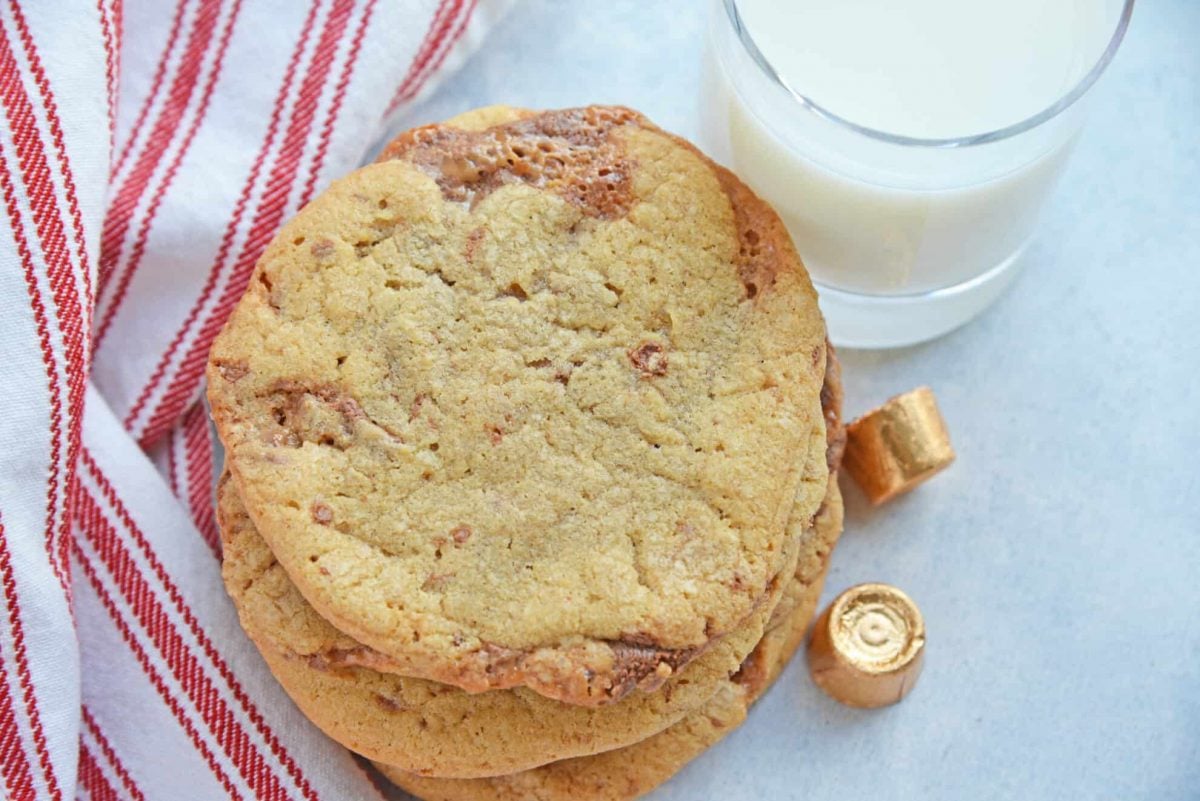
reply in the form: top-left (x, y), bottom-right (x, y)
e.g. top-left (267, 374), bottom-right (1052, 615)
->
top-left (843, 386), bottom-right (954, 505)
top-left (807, 583), bottom-right (925, 708)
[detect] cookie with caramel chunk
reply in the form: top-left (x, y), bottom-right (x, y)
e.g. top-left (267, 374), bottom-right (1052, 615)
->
top-left (208, 105), bottom-right (830, 706)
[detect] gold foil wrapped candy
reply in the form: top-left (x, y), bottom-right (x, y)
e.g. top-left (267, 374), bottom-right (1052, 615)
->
top-left (807, 583), bottom-right (925, 708)
top-left (843, 386), bottom-right (954, 505)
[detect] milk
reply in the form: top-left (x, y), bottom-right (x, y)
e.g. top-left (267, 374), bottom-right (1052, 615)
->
top-left (703, 0), bottom-right (1127, 346)
top-left (737, 0), bottom-right (1112, 140)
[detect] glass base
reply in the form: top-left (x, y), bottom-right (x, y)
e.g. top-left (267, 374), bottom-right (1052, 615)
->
top-left (816, 245), bottom-right (1028, 349)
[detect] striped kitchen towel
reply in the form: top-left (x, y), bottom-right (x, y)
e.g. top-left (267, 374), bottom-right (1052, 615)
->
top-left (0, 1), bottom-right (509, 798)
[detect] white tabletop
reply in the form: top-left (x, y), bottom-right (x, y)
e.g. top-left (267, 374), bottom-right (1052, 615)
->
top-left (393, 2), bottom-right (1200, 799)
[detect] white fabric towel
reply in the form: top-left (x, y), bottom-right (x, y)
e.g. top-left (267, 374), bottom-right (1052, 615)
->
top-left (0, 1), bottom-right (508, 798)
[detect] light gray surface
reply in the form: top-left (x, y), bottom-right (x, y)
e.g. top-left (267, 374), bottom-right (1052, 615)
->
top-left (389, 2), bottom-right (1200, 799)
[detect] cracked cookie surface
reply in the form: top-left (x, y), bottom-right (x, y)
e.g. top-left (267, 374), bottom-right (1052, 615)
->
top-left (207, 105), bottom-right (829, 705)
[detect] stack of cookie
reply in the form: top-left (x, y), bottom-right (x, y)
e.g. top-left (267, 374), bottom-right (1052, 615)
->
top-left (208, 106), bottom-right (845, 801)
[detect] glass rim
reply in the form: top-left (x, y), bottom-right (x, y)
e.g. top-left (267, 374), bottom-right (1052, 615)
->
top-left (723, 0), bottom-right (1136, 149)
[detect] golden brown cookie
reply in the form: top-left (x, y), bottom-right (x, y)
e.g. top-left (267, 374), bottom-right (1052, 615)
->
top-left (208, 105), bottom-right (830, 705)
top-left (374, 479), bottom-right (843, 801)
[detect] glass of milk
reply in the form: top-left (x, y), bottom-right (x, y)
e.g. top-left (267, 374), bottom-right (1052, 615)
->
top-left (702, 0), bottom-right (1135, 348)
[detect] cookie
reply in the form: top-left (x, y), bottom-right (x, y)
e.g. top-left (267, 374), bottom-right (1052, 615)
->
top-left (374, 478), bottom-right (843, 801)
top-left (208, 105), bottom-right (830, 705)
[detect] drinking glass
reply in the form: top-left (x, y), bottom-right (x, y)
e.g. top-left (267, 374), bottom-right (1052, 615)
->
top-left (701, 0), bottom-right (1136, 348)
